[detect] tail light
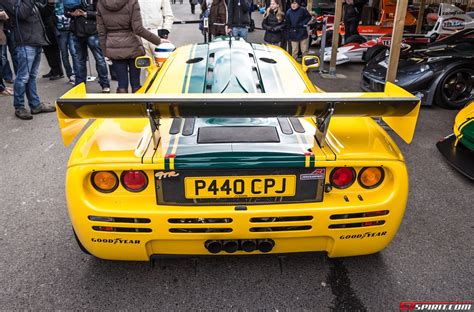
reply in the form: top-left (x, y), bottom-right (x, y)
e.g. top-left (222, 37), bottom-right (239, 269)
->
top-left (91, 171), bottom-right (119, 193)
top-left (358, 167), bottom-right (384, 189)
top-left (121, 170), bottom-right (148, 192)
top-left (330, 167), bottom-right (356, 189)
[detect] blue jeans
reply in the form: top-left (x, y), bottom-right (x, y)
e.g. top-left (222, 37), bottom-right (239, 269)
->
top-left (112, 59), bottom-right (141, 92)
top-left (13, 46), bottom-right (42, 110)
top-left (71, 34), bottom-right (110, 88)
top-left (232, 27), bottom-right (249, 40)
top-left (57, 31), bottom-right (77, 78)
top-left (2, 29), bottom-right (15, 80)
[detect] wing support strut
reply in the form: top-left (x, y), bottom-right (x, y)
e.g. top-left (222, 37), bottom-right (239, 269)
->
top-left (146, 103), bottom-right (161, 149)
top-left (315, 102), bottom-right (335, 147)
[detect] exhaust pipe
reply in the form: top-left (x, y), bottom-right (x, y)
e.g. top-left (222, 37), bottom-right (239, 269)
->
top-left (222, 240), bottom-right (239, 253)
top-left (240, 239), bottom-right (257, 252)
top-left (257, 239), bottom-right (275, 253)
top-left (205, 240), bottom-right (222, 254)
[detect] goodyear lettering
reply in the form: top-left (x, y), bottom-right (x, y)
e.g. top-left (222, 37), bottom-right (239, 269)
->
top-left (91, 238), bottom-right (141, 244)
top-left (339, 231), bottom-right (387, 240)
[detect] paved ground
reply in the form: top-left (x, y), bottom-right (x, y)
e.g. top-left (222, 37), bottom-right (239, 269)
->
top-left (0, 3), bottom-right (472, 311)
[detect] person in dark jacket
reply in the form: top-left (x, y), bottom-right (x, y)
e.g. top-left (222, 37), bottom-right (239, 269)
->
top-left (343, 0), bottom-right (367, 41)
top-left (40, 2), bottom-right (64, 80)
top-left (97, 0), bottom-right (166, 93)
top-left (202, 0), bottom-right (227, 38)
top-left (262, 0), bottom-right (285, 45)
top-left (285, 0), bottom-right (311, 60)
top-left (55, 0), bottom-right (77, 84)
top-left (67, 0), bottom-right (110, 92)
top-left (227, 0), bottom-right (251, 39)
top-left (3, 0), bottom-right (56, 120)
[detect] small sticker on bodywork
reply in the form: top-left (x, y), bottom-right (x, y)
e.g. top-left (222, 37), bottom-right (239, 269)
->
top-left (300, 168), bottom-right (326, 180)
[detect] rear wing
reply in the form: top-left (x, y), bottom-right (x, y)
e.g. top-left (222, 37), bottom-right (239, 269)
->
top-left (56, 82), bottom-right (420, 147)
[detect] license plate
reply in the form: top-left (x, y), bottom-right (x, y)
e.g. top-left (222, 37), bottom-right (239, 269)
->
top-left (184, 175), bottom-right (296, 199)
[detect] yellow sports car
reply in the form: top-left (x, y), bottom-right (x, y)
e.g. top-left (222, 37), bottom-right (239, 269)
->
top-left (56, 38), bottom-right (420, 261)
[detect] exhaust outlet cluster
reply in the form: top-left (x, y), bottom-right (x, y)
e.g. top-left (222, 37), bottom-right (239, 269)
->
top-left (205, 239), bottom-right (275, 254)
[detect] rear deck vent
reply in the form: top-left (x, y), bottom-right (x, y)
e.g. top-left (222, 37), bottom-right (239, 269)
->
top-left (259, 57), bottom-right (277, 64)
top-left (169, 118), bottom-right (183, 135)
top-left (250, 226), bottom-right (312, 232)
top-left (168, 218), bottom-right (232, 224)
top-left (182, 118), bottom-right (195, 136)
top-left (88, 216), bottom-right (151, 223)
top-left (92, 226), bottom-right (152, 232)
top-left (169, 228), bottom-right (232, 233)
top-left (198, 126), bottom-right (280, 143)
top-left (277, 118), bottom-right (294, 135)
top-left (289, 117), bottom-right (305, 133)
top-left (250, 216), bottom-right (313, 223)
top-left (330, 210), bottom-right (389, 220)
top-left (328, 220), bottom-right (385, 229)
top-left (186, 57), bottom-right (204, 64)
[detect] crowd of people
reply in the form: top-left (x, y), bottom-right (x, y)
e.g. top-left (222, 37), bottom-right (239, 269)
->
top-left (0, 0), bottom-right (173, 120)
top-left (0, 0), bottom-right (365, 120)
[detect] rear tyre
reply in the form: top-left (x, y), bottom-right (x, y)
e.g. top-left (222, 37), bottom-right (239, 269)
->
top-left (436, 67), bottom-right (474, 109)
top-left (363, 44), bottom-right (388, 62)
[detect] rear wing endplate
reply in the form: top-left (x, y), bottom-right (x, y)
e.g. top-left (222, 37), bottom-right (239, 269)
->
top-left (56, 82), bottom-right (420, 147)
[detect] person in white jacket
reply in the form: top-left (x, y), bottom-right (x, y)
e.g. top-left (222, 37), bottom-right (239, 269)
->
top-left (138, 0), bottom-right (174, 57)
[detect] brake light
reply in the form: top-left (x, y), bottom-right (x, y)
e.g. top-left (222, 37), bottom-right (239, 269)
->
top-left (91, 171), bottom-right (119, 193)
top-left (330, 167), bottom-right (356, 189)
top-left (358, 167), bottom-right (384, 189)
top-left (121, 171), bottom-right (148, 192)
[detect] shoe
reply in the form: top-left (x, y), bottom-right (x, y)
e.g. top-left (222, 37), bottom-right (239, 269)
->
top-left (102, 87), bottom-right (111, 93)
top-left (43, 72), bottom-right (53, 78)
top-left (0, 87), bottom-right (13, 96)
top-left (15, 108), bottom-right (33, 120)
top-left (68, 75), bottom-right (76, 85)
top-left (31, 103), bottom-right (56, 115)
top-left (49, 74), bottom-right (64, 81)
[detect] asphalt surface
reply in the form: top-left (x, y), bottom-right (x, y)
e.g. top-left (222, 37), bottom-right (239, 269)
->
top-left (0, 4), bottom-right (473, 311)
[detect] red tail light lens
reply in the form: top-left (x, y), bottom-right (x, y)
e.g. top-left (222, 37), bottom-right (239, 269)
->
top-left (121, 171), bottom-right (148, 192)
top-left (330, 167), bottom-right (356, 189)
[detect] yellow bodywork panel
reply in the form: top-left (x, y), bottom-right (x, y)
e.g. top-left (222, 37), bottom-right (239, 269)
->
top-left (57, 40), bottom-right (420, 260)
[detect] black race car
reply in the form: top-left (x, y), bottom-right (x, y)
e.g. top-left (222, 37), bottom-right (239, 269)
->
top-left (361, 29), bottom-right (474, 109)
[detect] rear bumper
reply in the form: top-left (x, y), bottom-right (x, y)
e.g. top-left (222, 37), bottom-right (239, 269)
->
top-left (66, 162), bottom-right (409, 260)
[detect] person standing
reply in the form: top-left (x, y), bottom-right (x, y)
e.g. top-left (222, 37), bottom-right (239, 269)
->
top-left (343, 0), bottom-right (367, 41)
top-left (3, 0), bottom-right (56, 120)
top-left (54, 0), bottom-right (77, 84)
top-left (96, 0), bottom-right (166, 93)
top-left (227, 0), bottom-right (251, 39)
top-left (190, 0), bottom-right (198, 14)
top-left (285, 0), bottom-right (311, 60)
top-left (40, 1), bottom-right (64, 80)
top-left (262, 0), bottom-right (285, 45)
top-left (0, 4), bottom-right (13, 96)
top-left (67, 0), bottom-right (111, 92)
top-left (202, 0), bottom-right (227, 38)
top-left (138, 0), bottom-right (174, 58)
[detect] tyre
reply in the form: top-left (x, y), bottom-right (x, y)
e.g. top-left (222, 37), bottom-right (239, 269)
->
top-left (345, 34), bottom-right (367, 44)
top-left (363, 44), bottom-right (388, 62)
top-left (436, 67), bottom-right (474, 109)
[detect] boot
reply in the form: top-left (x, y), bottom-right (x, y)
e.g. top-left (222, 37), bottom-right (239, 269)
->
top-left (116, 88), bottom-right (128, 93)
